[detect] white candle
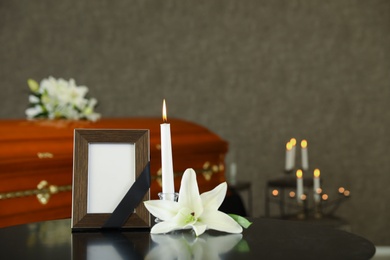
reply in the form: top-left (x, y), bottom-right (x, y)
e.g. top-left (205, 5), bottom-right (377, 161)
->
top-left (296, 169), bottom-right (303, 203)
top-left (290, 138), bottom-right (297, 169)
top-left (285, 141), bottom-right (293, 171)
top-left (301, 140), bottom-right (309, 171)
top-left (313, 169), bottom-right (321, 203)
top-left (160, 99), bottom-right (175, 195)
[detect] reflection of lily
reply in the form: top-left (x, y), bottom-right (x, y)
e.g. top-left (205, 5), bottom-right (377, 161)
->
top-left (144, 169), bottom-right (243, 236)
top-left (146, 232), bottom-right (243, 260)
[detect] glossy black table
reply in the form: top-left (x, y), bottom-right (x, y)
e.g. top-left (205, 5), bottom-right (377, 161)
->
top-left (0, 218), bottom-right (375, 260)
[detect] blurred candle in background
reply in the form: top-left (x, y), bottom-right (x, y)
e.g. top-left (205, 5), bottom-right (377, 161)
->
top-left (229, 162), bottom-right (237, 185)
top-left (301, 139), bottom-right (309, 171)
top-left (290, 138), bottom-right (297, 170)
top-left (313, 168), bottom-right (321, 203)
top-left (296, 169), bottom-right (303, 204)
top-left (285, 141), bottom-right (293, 171)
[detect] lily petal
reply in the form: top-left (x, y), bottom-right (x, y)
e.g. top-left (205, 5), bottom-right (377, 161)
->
top-left (200, 182), bottom-right (227, 211)
top-left (144, 200), bottom-right (180, 220)
top-left (151, 221), bottom-right (181, 234)
top-left (200, 210), bottom-right (243, 234)
top-left (178, 169), bottom-right (203, 217)
top-left (189, 222), bottom-right (207, 236)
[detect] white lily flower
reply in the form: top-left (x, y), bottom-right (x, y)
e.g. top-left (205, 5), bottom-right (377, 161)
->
top-left (84, 111), bottom-right (101, 122)
top-left (144, 168), bottom-right (243, 236)
top-left (28, 95), bottom-right (40, 104)
top-left (25, 105), bottom-right (43, 119)
top-left (40, 76), bottom-right (59, 95)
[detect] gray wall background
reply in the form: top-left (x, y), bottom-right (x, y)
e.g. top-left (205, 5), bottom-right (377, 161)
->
top-left (1, 0), bottom-right (389, 245)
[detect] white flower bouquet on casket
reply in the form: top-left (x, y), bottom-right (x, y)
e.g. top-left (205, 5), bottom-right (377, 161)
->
top-left (25, 76), bottom-right (101, 121)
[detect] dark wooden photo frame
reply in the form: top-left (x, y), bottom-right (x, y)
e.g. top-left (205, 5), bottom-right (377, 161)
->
top-left (71, 129), bottom-right (150, 230)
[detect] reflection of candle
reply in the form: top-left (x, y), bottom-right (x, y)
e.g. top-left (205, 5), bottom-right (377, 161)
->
top-left (285, 141), bottom-right (293, 171)
top-left (296, 169), bottom-right (303, 203)
top-left (290, 138), bottom-right (297, 169)
top-left (160, 99), bottom-right (175, 194)
top-left (301, 140), bottom-right (309, 171)
top-left (313, 169), bottom-right (321, 203)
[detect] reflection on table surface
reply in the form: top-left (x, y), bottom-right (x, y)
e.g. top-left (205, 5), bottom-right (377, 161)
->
top-left (0, 218), bottom-right (376, 260)
top-left (0, 219), bottom-right (247, 260)
top-left (73, 229), bottom-right (245, 260)
top-left (147, 232), bottom-right (243, 259)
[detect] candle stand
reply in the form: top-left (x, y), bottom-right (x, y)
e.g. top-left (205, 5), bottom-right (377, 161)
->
top-left (264, 172), bottom-right (350, 220)
top-left (155, 192), bottom-right (179, 223)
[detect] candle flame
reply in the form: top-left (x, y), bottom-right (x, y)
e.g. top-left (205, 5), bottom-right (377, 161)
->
top-left (314, 168), bottom-right (320, 178)
top-left (301, 140), bottom-right (307, 148)
top-left (162, 99), bottom-right (167, 123)
top-left (286, 142), bottom-right (292, 150)
top-left (290, 138), bottom-right (297, 146)
top-left (296, 169), bottom-right (303, 178)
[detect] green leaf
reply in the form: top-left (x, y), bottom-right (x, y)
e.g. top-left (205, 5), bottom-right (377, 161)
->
top-left (228, 214), bottom-right (252, 229)
top-left (235, 239), bottom-right (251, 252)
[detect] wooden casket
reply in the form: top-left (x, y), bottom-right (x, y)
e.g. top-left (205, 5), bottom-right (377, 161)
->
top-left (0, 118), bottom-right (228, 227)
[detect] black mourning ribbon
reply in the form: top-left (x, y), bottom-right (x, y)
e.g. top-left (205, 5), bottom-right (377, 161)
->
top-left (102, 162), bottom-right (150, 229)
